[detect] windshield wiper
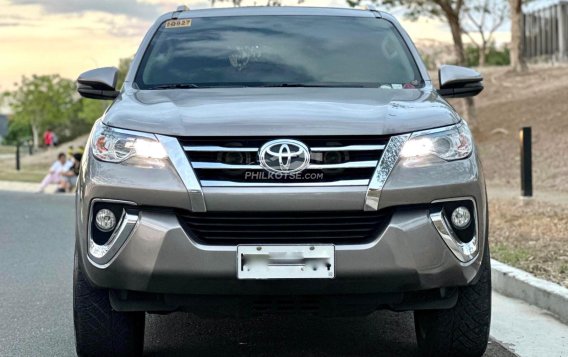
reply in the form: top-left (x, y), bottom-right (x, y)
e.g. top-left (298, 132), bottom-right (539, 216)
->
top-left (149, 83), bottom-right (200, 90)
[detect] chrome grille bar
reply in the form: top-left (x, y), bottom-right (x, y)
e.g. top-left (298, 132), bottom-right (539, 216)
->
top-left (184, 146), bottom-right (257, 152)
top-left (192, 162), bottom-right (261, 169)
top-left (306, 161), bottom-right (378, 169)
top-left (200, 179), bottom-right (370, 187)
top-left (191, 160), bottom-right (378, 170)
top-left (184, 144), bottom-right (385, 152)
top-left (311, 145), bottom-right (385, 151)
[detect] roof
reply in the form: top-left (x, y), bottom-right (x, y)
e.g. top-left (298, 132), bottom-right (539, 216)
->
top-left (173, 6), bottom-right (379, 19)
top-left (523, 0), bottom-right (568, 13)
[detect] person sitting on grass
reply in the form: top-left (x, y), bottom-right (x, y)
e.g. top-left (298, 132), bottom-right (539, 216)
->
top-left (37, 152), bottom-right (70, 193)
top-left (59, 152), bottom-right (82, 193)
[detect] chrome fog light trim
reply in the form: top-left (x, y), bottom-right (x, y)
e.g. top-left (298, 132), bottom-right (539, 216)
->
top-left (430, 198), bottom-right (479, 263)
top-left (87, 199), bottom-right (139, 266)
top-left (88, 211), bottom-right (138, 265)
top-left (364, 134), bottom-right (410, 211)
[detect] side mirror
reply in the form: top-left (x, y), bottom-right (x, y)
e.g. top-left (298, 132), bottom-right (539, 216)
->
top-left (438, 65), bottom-right (483, 98)
top-left (77, 67), bottom-right (119, 100)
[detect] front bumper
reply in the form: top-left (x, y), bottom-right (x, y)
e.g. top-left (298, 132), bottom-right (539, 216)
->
top-left (76, 140), bottom-right (488, 298)
top-left (80, 205), bottom-right (485, 295)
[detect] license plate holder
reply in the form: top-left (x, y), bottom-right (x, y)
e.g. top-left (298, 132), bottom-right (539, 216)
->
top-left (237, 245), bottom-right (335, 280)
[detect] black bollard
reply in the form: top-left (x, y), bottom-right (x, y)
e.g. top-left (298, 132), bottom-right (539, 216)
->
top-left (520, 127), bottom-right (532, 197)
top-left (16, 143), bottom-right (21, 171)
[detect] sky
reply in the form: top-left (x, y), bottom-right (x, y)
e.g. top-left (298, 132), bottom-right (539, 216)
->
top-left (0, 0), bottom-right (511, 93)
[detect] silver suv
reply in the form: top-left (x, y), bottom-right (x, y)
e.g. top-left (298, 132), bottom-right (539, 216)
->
top-left (74, 6), bottom-right (490, 357)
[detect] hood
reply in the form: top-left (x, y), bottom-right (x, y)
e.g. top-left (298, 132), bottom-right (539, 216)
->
top-left (104, 87), bottom-right (460, 137)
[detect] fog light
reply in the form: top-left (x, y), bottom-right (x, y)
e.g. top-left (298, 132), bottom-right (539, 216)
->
top-left (451, 206), bottom-right (471, 229)
top-left (95, 209), bottom-right (117, 232)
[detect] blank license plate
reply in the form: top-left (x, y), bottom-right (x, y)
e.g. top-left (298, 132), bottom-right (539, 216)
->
top-left (237, 245), bottom-right (335, 279)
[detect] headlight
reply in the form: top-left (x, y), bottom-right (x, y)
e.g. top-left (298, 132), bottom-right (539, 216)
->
top-left (400, 121), bottom-right (473, 164)
top-left (91, 121), bottom-right (167, 163)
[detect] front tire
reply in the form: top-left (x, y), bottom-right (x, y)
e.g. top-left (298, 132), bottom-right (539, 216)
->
top-left (73, 251), bottom-right (145, 357)
top-left (414, 246), bottom-right (491, 357)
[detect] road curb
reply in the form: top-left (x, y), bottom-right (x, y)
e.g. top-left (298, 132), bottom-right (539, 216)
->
top-left (491, 259), bottom-right (568, 325)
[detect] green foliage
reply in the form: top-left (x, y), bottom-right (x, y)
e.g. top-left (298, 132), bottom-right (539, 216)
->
top-left (77, 98), bottom-right (109, 126)
top-left (4, 74), bottom-right (80, 146)
top-left (465, 44), bottom-right (510, 67)
top-left (2, 118), bottom-right (30, 145)
top-left (116, 57), bottom-right (133, 90)
top-left (3, 56), bottom-right (134, 146)
top-left (486, 46), bottom-right (510, 66)
top-left (465, 45), bottom-right (480, 66)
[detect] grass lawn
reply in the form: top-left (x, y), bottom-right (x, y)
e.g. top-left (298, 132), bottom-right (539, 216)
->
top-left (0, 162), bottom-right (48, 183)
top-left (0, 145), bottom-right (16, 155)
top-left (489, 197), bottom-right (568, 287)
top-left (0, 145), bottom-right (52, 182)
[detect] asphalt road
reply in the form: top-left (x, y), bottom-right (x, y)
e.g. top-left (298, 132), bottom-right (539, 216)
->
top-left (0, 191), bottom-right (516, 357)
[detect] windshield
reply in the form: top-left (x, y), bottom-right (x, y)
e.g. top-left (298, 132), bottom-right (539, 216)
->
top-left (135, 15), bottom-right (423, 89)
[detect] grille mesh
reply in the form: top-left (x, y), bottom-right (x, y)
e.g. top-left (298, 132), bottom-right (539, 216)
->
top-left (177, 210), bottom-right (392, 245)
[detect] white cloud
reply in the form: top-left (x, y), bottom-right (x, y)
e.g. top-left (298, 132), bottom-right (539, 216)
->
top-left (8, 0), bottom-right (162, 19)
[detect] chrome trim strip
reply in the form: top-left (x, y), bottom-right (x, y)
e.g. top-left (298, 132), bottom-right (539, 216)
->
top-left (183, 146), bottom-right (258, 152)
top-left (183, 145), bottom-right (385, 153)
top-left (192, 160), bottom-right (378, 170)
top-left (308, 160), bottom-right (378, 169)
top-left (311, 145), bottom-right (385, 151)
top-left (429, 197), bottom-right (479, 263)
top-left (103, 125), bottom-right (157, 140)
top-left (200, 179), bottom-right (369, 187)
top-left (157, 135), bottom-right (207, 212)
top-left (364, 134), bottom-right (410, 211)
top-left (192, 162), bottom-right (261, 169)
top-left (87, 199), bottom-right (138, 267)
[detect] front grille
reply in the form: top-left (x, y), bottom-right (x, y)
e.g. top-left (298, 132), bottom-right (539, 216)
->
top-left (177, 209), bottom-right (392, 245)
top-left (177, 136), bottom-right (389, 186)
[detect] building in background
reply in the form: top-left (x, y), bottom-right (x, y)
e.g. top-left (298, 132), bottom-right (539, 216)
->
top-left (0, 115), bottom-right (8, 143)
top-left (523, 0), bottom-right (568, 61)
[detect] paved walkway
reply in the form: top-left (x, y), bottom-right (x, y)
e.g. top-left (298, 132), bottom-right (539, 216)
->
top-left (487, 184), bottom-right (568, 206)
top-left (491, 291), bottom-right (568, 357)
top-left (0, 180), bottom-right (58, 193)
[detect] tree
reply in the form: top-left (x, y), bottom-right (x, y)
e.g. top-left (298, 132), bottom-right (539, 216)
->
top-left (348, 1), bottom-right (467, 64)
top-left (462, 0), bottom-right (508, 67)
top-left (116, 57), bottom-right (133, 90)
top-left (347, 0), bottom-right (479, 129)
top-left (4, 75), bottom-right (79, 148)
top-left (509, 0), bottom-right (527, 72)
top-left (77, 98), bottom-right (108, 126)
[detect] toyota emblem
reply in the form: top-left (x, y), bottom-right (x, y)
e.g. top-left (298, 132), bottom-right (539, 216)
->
top-left (259, 139), bottom-right (310, 174)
